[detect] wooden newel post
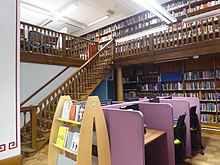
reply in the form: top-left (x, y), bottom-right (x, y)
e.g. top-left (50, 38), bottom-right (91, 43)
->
top-left (77, 96), bottom-right (111, 165)
top-left (31, 106), bottom-right (37, 150)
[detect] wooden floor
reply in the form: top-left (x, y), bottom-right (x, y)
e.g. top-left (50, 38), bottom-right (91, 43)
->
top-left (23, 132), bottom-right (220, 165)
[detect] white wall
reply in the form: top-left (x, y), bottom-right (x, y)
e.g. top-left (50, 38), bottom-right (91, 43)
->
top-left (20, 62), bottom-right (78, 106)
top-left (0, 0), bottom-right (20, 160)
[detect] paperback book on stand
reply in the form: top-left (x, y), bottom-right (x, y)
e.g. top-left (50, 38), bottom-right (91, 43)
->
top-left (56, 126), bottom-right (69, 148)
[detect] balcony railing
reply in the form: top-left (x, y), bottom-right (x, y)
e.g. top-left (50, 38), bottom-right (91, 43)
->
top-left (115, 15), bottom-right (220, 58)
top-left (20, 22), bottom-right (98, 60)
top-left (20, 15), bottom-right (220, 61)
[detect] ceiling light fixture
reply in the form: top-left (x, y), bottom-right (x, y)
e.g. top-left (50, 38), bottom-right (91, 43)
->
top-left (87, 15), bottom-right (109, 26)
top-left (132, 0), bottom-right (177, 24)
top-left (115, 25), bottom-right (168, 43)
top-left (55, 4), bottom-right (78, 20)
top-left (154, 57), bottom-right (188, 64)
top-left (20, 1), bottom-right (52, 16)
top-left (183, 8), bottom-right (220, 23)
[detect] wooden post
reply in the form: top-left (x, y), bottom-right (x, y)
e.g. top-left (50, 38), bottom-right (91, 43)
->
top-left (112, 39), bottom-right (116, 59)
top-left (116, 67), bottom-right (124, 101)
top-left (31, 106), bottom-right (37, 150)
top-left (149, 34), bottom-right (154, 53)
top-left (62, 33), bottom-right (66, 58)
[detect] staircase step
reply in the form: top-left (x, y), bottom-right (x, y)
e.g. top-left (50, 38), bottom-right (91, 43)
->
top-left (66, 92), bottom-right (88, 96)
top-left (90, 82), bottom-right (98, 84)
top-left (21, 146), bottom-right (37, 157)
top-left (21, 137), bottom-right (47, 146)
top-left (87, 73), bottom-right (97, 75)
top-left (85, 87), bottom-right (93, 90)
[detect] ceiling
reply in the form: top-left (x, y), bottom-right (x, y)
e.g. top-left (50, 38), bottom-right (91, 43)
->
top-left (20, 0), bottom-right (168, 36)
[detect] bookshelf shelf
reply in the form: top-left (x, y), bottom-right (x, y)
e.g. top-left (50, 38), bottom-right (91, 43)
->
top-left (57, 118), bottom-right (81, 126)
top-left (201, 111), bottom-right (217, 113)
top-left (51, 142), bottom-right (74, 154)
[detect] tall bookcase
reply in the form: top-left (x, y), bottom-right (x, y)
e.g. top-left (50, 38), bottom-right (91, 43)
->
top-left (81, 0), bottom-right (220, 48)
top-left (122, 55), bottom-right (220, 131)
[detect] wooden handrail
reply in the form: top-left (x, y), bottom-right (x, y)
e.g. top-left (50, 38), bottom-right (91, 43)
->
top-left (38, 39), bottom-right (114, 106)
top-left (78, 39), bottom-right (114, 70)
top-left (20, 66), bottom-right (70, 107)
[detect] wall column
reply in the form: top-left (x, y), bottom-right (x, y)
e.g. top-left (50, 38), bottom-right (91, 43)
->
top-left (116, 67), bottom-right (124, 101)
top-left (0, 0), bottom-right (21, 163)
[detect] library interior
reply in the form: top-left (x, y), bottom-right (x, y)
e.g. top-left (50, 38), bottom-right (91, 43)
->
top-left (2, 0), bottom-right (220, 165)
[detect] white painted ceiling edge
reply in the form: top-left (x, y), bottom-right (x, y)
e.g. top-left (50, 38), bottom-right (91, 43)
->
top-left (20, 0), bottom-right (171, 37)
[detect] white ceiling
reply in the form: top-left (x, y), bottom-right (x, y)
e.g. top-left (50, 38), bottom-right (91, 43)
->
top-left (20, 0), bottom-right (168, 36)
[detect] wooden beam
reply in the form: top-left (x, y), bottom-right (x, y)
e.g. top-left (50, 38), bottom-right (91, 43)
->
top-left (21, 52), bottom-right (85, 67)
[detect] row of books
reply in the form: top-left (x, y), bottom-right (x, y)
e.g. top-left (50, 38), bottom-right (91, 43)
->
top-left (216, 69), bottom-right (220, 78)
top-left (188, 0), bottom-right (220, 13)
top-left (61, 101), bottom-right (85, 123)
top-left (56, 126), bottom-right (80, 155)
top-left (116, 40), bottom-right (149, 52)
top-left (184, 71), bottom-right (214, 80)
top-left (185, 81), bottom-right (215, 90)
top-left (139, 74), bottom-right (158, 82)
top-left (164, 0), bottom-right (220, 12)
top-left (201, 114), bottom-right (217, 124)
top-left (185, 92), bottom-right (199, 97)
top-left (161, 82), bottom-right (183, 91)
top-left (201, 103), bottom-right (216, 112)
top-left (112, 19), bottom-right (160, 38)
top-left (169, 1), bottom-right (220, 19)
top-left (141, 84), bottom-right (157, 91)
top-left (160, 92), bottom-right (185, 97)
top-left (200, 92), bottom-right (216, 101)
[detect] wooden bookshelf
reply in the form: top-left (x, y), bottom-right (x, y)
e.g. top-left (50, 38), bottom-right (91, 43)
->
top-left (121, 55), bottom-right (220, 131)
top-left (48, 96), bottom-right (111, 165)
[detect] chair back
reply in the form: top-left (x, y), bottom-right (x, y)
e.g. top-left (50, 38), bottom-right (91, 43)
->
top-left (28, 31), bottom-right (41, 44)
top-left (174, 113), bottom-right (187, 144)
top-left (190, 106), bottom-right (199, 129)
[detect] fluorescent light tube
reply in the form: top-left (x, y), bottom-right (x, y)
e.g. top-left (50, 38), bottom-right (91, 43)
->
top-left (132, 0), bottom-right (176, 24)
top-left (87, 15), bottom-right (109, 26)
top-left (116, 25), bottom-right (167, 43)
top-left (59, 4), bottom-right (78, 17)
top-left (183, 8), bottom-right (220, 23)
top-left (154, 58), bottom-right (188, 64)
top-left (20, 2), bottom-right (51, 16)
top-left (54, 4), bottom-right (78, 21)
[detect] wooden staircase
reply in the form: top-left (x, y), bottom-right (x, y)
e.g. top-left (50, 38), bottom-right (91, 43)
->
top-left (20, 39), bottom-right (115, 156)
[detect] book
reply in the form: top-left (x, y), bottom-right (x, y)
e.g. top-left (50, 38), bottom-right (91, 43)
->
top-left (69, 104), bottom-right (76, 120)
top-left (65, 132), bottom-right (74, 149)
top-left (74, 105), bottom-right (80, 122)
top-left (78, 105), bottom-right (84, 123)
top-left (57, 154), bottom-right (76, 165)
top-left (70, 132), bottom-right (80, 155)
top-left (61, 101), bottom-right (72, 119)
top-left (56, 126), bottom-right (69, 148)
